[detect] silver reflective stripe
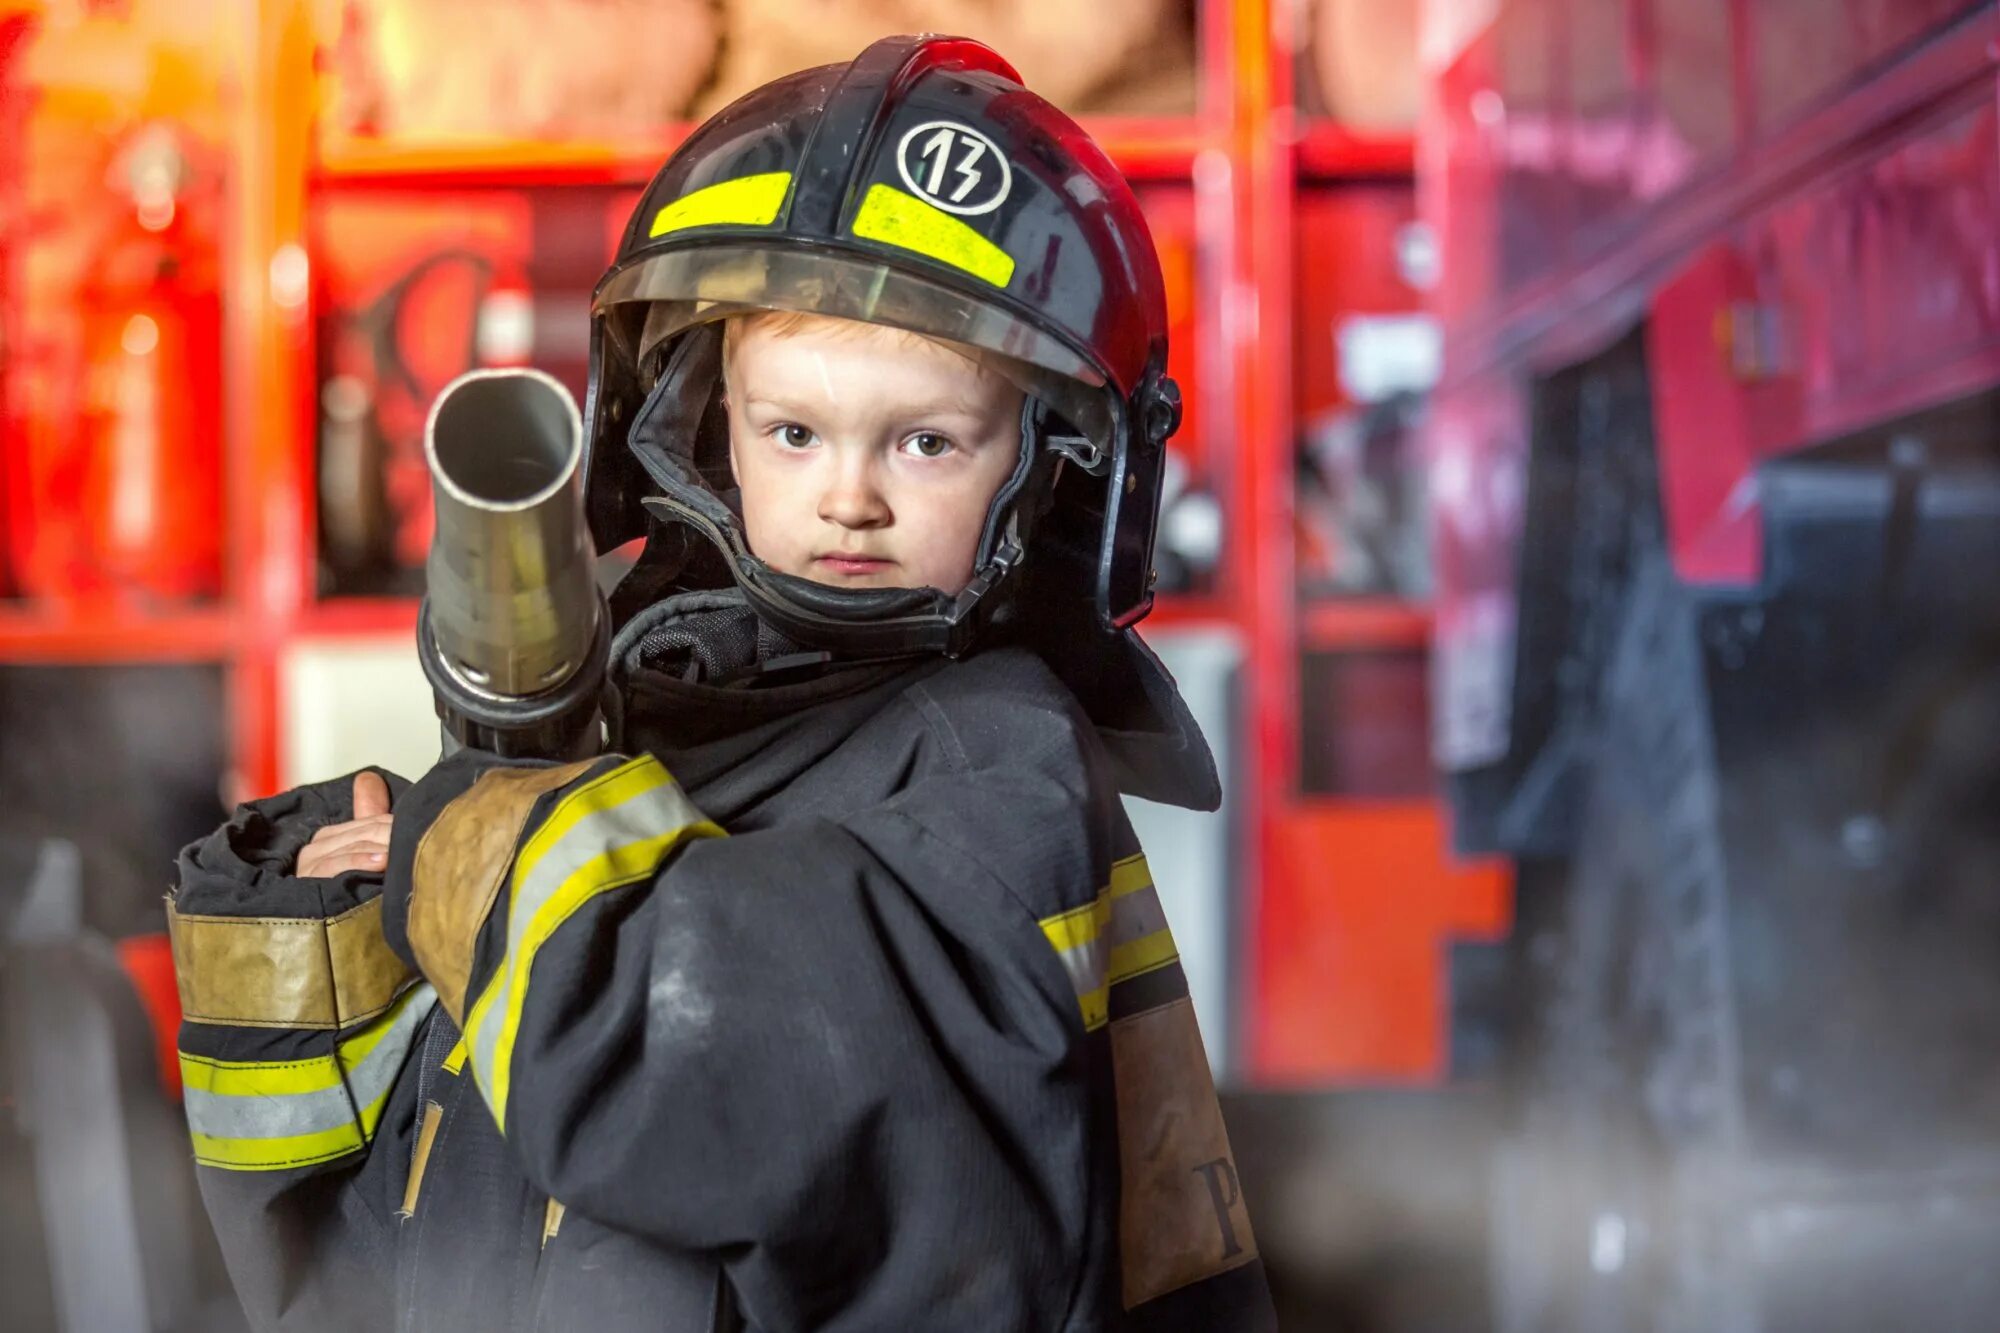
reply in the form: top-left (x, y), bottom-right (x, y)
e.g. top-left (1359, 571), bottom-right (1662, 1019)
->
top-left (182, 984), bottom-right (434, 1143)
top-left (1106, 883), bottom-right (1169, 952)
top-left (1056, 920), bottom-right (1104, 992)
top-left (1054, 932), bottom-right (1108, 999)
top-left (468, 776), bottom-right (704, 1100)
top-left (185, 1076), bottom-right (353, 1142)
top-left (1048, 885), bottom-right (1169, 999)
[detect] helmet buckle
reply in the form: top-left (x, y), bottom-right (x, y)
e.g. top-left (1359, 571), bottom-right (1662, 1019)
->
top-left (1047, 431), bottom-right (1107, 475)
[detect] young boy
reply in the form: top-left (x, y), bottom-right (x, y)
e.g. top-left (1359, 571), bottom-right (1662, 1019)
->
top-left (169, 35), bottom-right (1274, 1332)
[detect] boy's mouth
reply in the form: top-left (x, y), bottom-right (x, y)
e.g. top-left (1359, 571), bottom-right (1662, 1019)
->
top-left (814, 552), bottom-right (895, 576)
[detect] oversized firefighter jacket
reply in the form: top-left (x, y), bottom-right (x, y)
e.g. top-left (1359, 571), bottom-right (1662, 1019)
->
top-left (168, 615), bottom-right (1276, 1332)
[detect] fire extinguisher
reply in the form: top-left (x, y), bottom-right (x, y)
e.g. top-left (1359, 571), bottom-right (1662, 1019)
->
top-left (71, 124), bottom-right (223, 605)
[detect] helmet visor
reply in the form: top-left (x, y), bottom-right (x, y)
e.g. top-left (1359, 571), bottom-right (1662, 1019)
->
top-left (596, 243), bottom-right (1114, 447)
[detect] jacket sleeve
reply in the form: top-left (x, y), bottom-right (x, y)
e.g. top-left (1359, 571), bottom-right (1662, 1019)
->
top-left (169, 768), bottom-right (434, 1331)
top-left (379, 733), bottom-right (1105, 1332)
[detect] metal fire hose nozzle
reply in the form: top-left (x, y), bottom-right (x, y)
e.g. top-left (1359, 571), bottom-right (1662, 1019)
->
top-left (418, 367), bottom-right (607, 761)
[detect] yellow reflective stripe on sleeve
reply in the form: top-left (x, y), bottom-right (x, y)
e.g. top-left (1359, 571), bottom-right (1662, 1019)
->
top-left (512, 756), bottom-right (673, 884)
top-left (462, 754), bottom-right (722, 1132)
top-left (180, 1050), bottom-right (344, 1101)
top-left (851, 183), bottom-right (1016, 288)
top-left (483, 825), bottom-right (703, 1121)
top-left (181, 983), bottom-right (435, 1172)
top-left (442, 1036), bottom-right (468, 1076)
top-left (1108, 928), bottom-right (1179, 985)
top-left (1039, 894), bottom-right (1112, 955)
top-left (1109, 853), bottom-right (1154, 900)
top-left (1076, 979), bottom-right (1111, 1032)
top-left (187, 1074), bottom-right (397, 1172)
top-left (409, 758), bottom-right (599, 1024)
top-left (1041, 894), bottom-right (1113, 1030)
top-left (649, 171), bottom-right (792, 237)
top-left (1038, 855), bottom-right (1179, 1032)
top-left (178, 981), bottom-right (429, 1101)
top-left (1103, 854), bottom-right (1176, 986)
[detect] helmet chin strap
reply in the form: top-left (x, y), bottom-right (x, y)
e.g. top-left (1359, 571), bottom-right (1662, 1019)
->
top-left (617, 328), bottom-right (1067, 662)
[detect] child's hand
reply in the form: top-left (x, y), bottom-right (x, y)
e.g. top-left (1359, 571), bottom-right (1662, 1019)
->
top-left (296, 771), bottom-right (394, 878)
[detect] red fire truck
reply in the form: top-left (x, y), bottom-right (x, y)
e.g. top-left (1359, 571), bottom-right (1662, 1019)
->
top-left (1425, 3), bottom-right (2000, 1329)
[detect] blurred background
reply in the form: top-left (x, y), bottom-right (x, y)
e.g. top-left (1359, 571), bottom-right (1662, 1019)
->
top-left (4, 0), bottom-right (2000, 1329)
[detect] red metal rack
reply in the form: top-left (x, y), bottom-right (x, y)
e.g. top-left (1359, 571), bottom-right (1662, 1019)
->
top-left (0, 604), bottom-right (236, 663)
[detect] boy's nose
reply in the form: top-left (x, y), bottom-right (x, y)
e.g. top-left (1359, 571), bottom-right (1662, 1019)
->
top-left (817, 454), bottom-right (892, 530)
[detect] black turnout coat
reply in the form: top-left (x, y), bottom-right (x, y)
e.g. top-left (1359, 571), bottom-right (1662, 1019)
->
top-left (169, 606), bottom-right (1276, 1333)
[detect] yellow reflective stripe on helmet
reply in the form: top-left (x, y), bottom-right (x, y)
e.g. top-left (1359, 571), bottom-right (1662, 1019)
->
top-left (182, 983), bottom-right (435, 1172)
top-left (461, 754), bottom-right (723, 1132)
top-left (649, 171), bottom-right (792, 237)
top-left (850, 182), bottom-right (1016, 289)
top-left (1038, 855), bottom-right (1178, 1032)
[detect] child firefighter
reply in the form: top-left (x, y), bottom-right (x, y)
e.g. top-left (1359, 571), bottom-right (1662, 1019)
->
top-left (168, 35), bottom-right (1275, 1332)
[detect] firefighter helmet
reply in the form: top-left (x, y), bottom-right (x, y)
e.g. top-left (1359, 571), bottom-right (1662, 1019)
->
top-left (582, 33), bottom-right (1181, 657)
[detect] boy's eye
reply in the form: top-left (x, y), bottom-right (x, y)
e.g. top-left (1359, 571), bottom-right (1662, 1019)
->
top-left (902, 432), bottom-right (955, 459)
top-left (776, 423), bottom-right (815, 449)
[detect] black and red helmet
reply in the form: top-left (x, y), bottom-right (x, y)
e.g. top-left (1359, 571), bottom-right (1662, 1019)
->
top-left (583, 34), bottom-right (1182, 656)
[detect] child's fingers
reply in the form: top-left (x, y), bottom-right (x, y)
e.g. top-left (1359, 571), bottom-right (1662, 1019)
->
top-left (300, 847), bottom-right (390, 878)
top-left (298, 816), bottom-right (392, 856)
top-left (298, 832), bottom-right (390, 876)
top-left (303, 816), bottom-right (393, 855)
top-left (352, 770), bottom-right (392, 821)
top-left (298, 815), bottom-right (393, 877)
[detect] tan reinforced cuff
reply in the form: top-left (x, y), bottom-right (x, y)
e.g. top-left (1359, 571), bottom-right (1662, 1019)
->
top-left (166, 895), bottom-right (415, 1031)
top-left (408, 758), bottom-right (599, 1024)
top-left (1113, 997), bottom-right (1259, 1308)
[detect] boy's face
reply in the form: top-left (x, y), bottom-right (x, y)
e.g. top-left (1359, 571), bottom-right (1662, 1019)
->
top-left (722, 313), bottom-right (1026, 595)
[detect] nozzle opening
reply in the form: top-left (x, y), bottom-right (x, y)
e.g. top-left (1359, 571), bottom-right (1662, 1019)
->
top-left (428, 370), bottom-right (581, 509)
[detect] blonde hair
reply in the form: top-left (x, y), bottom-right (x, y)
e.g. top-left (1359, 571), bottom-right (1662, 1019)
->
top-left (718, 309), bottom-right (993, 393)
